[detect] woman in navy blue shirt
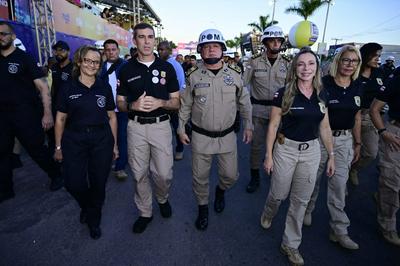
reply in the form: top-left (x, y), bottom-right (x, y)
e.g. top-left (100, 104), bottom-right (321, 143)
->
top-left (261, 48), bottom-right (335, 266)
top-left (54, 46), bottom-right (118, 239)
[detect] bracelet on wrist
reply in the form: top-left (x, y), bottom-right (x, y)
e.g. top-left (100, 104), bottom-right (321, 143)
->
top-left (378, 128), bottom-right (387, 135)
top-left (55, 146), bottom-right (62, 151)
top-left (329, 151), bottom-right (335, 157)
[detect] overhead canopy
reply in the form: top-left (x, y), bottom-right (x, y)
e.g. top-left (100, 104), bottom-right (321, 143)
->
top-left (93, 0), bottom-right (161, 24)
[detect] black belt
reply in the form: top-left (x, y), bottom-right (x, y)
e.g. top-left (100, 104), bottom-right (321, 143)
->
top-left (129, 114), bottom-right (169, 124)
top-left (67, 124), bottom-right (108, 133)
top-left (332, 129), bottom-right (351, 137)
top-left (191, 123), bottom-right (235, 138)
top-left (250, 96), bottom-right (273, 106)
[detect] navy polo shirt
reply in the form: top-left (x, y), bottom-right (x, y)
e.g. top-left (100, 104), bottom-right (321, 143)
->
top-left (358, 68), bottom-right (385, 109)
top-left (322, 75), bottom-right (362, 130)
top-left (117, 57), bottom-right (179, 117)
top-left (375, 75), bottom-right (400, 121)
top-left (0, 48), bottom-right (44, 106)
top-left (51, 61), bottom-right (73, 103)
top-left (273, 86), bottom-right (326, 142)
top-left (57, 78), bottom-right (115, 128)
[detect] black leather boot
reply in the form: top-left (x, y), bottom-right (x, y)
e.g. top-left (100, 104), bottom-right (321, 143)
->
top-left (195, 205), bottom-right (209, 230)
top-left (246, 169), bottom-right (260, 193)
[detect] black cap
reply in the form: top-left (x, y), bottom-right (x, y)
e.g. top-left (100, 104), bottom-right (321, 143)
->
top-left (52, 41), bottom-right (70, 51)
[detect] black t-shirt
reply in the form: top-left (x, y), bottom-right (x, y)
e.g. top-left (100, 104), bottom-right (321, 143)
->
top-left (375, 75), bottom-right (400, 121)
top-left (358, 68), bottom-right (385, 109)
top-left (57, 78), bottom-right (115, 128)
top-left (51, 61), bottom-right (73, 104)
top-left (0, 48), bottom-right (45, 106)
top-left (117, 57), bottom-right (179, 117)
top-left (322, 75), bottom-right (362, 130)
top-left (273, 86), bottom-right (326, 142)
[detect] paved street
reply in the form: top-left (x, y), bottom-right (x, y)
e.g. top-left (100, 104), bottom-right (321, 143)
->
top-left (0, 136), bottom-right (399, 266)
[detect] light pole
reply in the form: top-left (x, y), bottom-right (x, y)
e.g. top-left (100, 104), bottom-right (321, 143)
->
top-left (321, 0), bottom-right (334, 44)
top-left (270, 0), bottom-right (277, 22)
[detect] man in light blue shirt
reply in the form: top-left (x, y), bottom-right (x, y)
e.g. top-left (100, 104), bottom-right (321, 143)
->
top-left (157, 41), bottom-right (186, 160)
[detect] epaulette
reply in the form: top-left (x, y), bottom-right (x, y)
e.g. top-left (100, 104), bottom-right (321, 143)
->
top-left (251, 53), bottom-right (261, 59)
top-left (281, 54), bottom-right (291, 62)
top-left (186, 66), bottom-right (198, 77)
top-left (228, 64), bottom-right (241, 74)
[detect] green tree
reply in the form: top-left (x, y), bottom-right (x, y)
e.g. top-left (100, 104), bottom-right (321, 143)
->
top-left (226, 36), bottom-right (242, 52)
top-left (248, 15), bottom-right (278, 33)
top-left (285, 0), bottom-right (327, 20)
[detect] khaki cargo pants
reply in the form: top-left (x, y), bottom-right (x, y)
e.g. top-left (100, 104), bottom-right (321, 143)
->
top-left (127, 119), bottom-right (173, 217)
top-left (192, 147), bottom-right (238, 205)
top-left (306, 132), bottom-right (354, 235)
top-left (377, 122), bottom-right (400, 232)
top-left (250, 116), bottom-right (269, 169)
top-left (262, 137), bottom-right (320, 248)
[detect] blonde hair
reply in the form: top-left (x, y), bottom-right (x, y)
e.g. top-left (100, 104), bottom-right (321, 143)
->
top-left (72, 45), bottom-right (103, 79)
top-left (329, 45), bottom-right (361, 80)
top-left (281, 47), bottom-right (323, 115)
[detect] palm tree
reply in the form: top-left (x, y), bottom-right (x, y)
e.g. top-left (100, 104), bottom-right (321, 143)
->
top-left (285, 0), bottom-right (327, 20)
top-left (226, 36), bottom-right (242, 52)
top-left (248, 15), bottom-right (278, 33)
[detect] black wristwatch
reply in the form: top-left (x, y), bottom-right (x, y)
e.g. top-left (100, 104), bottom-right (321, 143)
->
top-left (377, 128), bottom-right (387, 135)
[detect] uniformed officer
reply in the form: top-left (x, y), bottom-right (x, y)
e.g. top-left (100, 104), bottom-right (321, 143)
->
top-left (54, 45), bottom-right (118, 240)
top-left (370, 75), bottom-right (400, 246)
top-left (116, 23), bottom-right (180, 234)
top-left (178, 29), bottom-right (253, 231)
top-left (349, 42), bottom-right (383, 186)
top-left (47, 40), bottom-right (73, 152)
top-left (243, 25), bottom-right (290, 193)
top-left (261, 48), bottom-right (335, 266)
top-left (0, 21), bottom-right (62, 203)
top-left (100, 39), bottom-right (128, 180)
top-left (304, 45), bottom-right (362, 250)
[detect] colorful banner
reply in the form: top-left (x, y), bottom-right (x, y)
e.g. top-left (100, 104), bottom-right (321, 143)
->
top-left (53, 0), bottom-right (132, 47)
top-left (14, 0), bottom-right (31, 24)
top-left (0, 0), bottom-right (10, 20)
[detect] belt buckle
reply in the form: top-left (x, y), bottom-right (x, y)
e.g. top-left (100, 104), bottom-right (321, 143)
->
top-left (298, 143), bottom-right (309, 151)
top-left (156, 116), bottom-right (160, 123)
top-left (333, 130), bottom-right (341, 137)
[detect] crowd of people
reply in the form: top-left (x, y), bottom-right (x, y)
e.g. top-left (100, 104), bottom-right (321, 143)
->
top-left (1, 19), bottom-right (400, 266)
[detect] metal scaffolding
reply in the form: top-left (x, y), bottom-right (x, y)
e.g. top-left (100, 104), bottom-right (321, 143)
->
top-left (32, 0), bottom-right (56, 66)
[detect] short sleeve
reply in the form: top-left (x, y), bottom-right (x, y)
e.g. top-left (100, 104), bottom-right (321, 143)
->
top-left (25, 54), bottom-right (45, 80)
top-left (376, 76), bottom-right (399, 103)
top-left (272, 87), bottom-right (285, 108)
top-left (166, 63), bottom-right (179, 93)
top-left (56, 83), bottom-right (69, 113)
top-left (117, 64), bottom-right (128, 96)
top-left (105, 83), bottom-right (116, 111)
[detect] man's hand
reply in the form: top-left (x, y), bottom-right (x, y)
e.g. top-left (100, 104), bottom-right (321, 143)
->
top-left (242, 129), bottom-right (252, 144)
top-left (178, 133), bottom-right (191, 145)
top-left (42, 111), bottom-right (54, 131)
top-left (382, 131), bottom-right (400, 152)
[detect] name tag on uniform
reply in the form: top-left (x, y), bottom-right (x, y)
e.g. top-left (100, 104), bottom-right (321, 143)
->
top-left (127, 75), bottom-right (141, 83)
top-left (69, 94), bottom-right (82, 100)
top-left (194, 83), bottom-right (210, 89)
top-left (329, 99), bottom-right (339, 104)
top-left (254, 69), bottom-right (267, 72)
top-left (290, 107), bottom-right (305, 110)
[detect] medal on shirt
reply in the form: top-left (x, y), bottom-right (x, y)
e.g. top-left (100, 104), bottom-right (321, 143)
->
top-left (152, 77), bottom-right (159, 84)
top-left (152, 69), bottom-right (159, 76)
top-left (376, 78), bottom-right (383, 85)
top-left (223, 75), bottom-right (234, 86)
top-left (160, 71), bottom-right (166, 78)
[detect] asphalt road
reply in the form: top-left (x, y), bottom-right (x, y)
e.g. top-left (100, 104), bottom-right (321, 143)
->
top-left (0, 136), bottom-right (399, 266)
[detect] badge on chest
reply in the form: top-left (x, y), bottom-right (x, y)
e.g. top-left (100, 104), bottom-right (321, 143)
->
top-left (223, 75), bottom-right (234, 86)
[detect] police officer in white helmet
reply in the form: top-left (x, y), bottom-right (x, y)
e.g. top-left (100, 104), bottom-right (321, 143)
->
top-left (178, 29), bottom-right (253, 230)
top-left (243, 25), bottom-right (290, 193)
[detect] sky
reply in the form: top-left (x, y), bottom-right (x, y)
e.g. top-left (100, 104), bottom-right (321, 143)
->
top-left (147, 0), bottom-right (400, 48)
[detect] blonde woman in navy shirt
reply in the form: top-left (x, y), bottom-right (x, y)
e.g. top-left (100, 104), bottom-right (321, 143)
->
top-left (261, 47), bottom-right (335, 266)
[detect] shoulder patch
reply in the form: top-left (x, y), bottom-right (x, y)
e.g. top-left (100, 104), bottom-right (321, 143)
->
top-left (281, 54), bottom-right (291, 62)
top-left (186, 66), bottom-right (198, 77)
top-left (251, 53), bottom-right (261, 59)
top-left (228, 64), bottom-right (241, 74)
